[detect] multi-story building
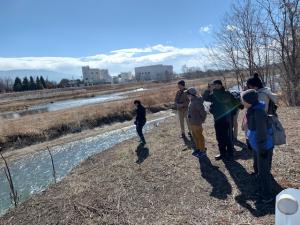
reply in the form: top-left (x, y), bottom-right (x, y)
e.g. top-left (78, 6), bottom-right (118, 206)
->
top-left (82, 66), bottom-right (112, 85)
top-left (135, 64), bottom-right (174, 81)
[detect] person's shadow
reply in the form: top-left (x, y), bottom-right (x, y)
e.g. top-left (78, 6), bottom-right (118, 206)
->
top-left (234, 147), bottom-right (253, 161)
top-left (136, 143), bottom-right (149, 164)
top-left (198, 156), bottom-right (232, 200)
top-left (224, 160), bottom-right (283, 217)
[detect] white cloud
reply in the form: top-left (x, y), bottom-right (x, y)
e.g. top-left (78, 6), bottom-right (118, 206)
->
top-left (199, 25), bottom-right (212, 33)
top-left (0, 44), bottom-right (216, 76)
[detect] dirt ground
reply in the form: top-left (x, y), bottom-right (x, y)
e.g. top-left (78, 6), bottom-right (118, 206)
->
top-left (0, 106), bottom-right (299, 225)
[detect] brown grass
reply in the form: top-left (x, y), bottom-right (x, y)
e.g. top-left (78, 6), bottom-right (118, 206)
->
top-left (0, 106), bottom-right (299, 224)
top-left (0, 78), bottom-right (213, 151)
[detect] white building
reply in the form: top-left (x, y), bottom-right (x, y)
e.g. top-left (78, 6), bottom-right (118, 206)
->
top-left (135, 64), bottom-right (174, 81)
top-left (82, 66), bottom-right (112, 85)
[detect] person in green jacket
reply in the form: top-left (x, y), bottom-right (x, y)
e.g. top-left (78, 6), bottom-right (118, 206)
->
top-left (203, 80), bottom-right (241, 160)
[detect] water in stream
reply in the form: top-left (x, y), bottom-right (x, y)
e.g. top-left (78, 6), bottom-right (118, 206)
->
top-left (0, 113), bottom-right (173, 216)
top-left (0, 88), bottom-right (146, 119)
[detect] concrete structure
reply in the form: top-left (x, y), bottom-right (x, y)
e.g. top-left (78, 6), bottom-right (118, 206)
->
top-left (135, 64), bottom-right (174, 81)
top-left (82, 66), bottom-right (112, 85)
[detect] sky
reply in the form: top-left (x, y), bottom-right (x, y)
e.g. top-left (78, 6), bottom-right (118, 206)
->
top-left (0, 0), bottom-right (233, 78)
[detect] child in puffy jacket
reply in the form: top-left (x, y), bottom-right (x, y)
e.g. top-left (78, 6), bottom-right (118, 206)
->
top-left (242, 89), bottom-right (274, 204)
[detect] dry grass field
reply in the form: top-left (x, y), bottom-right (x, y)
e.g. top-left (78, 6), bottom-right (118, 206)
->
top-left (0, 106), bottom-right (299, 225)
top-left (0, 77), bottom-right (221, 151)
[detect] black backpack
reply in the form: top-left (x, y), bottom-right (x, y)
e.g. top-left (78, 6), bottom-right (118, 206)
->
top-left (268, 99), bottom-right (278, 116)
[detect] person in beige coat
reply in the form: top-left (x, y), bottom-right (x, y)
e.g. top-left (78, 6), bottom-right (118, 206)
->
top-left (175, 80), bottom-right (192, 138)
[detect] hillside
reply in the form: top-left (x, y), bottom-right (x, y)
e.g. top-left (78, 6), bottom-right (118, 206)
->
top-left (0, 106), bottom-right (299, 225)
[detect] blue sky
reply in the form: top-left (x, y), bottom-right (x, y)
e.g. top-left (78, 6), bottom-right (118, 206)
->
top-left (0, 0), bottom-right (233, 77)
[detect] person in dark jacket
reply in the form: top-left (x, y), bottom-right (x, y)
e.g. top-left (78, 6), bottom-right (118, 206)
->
top-left (203, 80), bottom-right (241, 160)
top-left (134, 100), bottom-right (146, 144)
top-left (242, 89), bottom-right (274, 203)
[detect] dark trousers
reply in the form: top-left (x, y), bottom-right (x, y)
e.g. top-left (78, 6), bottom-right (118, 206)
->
top-left (253, 150), bottom-right (273, 198)
top-left (136, 122), bottom-right (146, 143)
top-left (247, 139), bottom-right (253, 151)
top-left (214, 115), bottom-right (234, 157)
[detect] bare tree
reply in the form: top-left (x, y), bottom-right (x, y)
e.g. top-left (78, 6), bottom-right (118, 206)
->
top-left (212, 0), bottom-right (275, 89)
top-left (0, 77), bottom-right (13, 93)
top-left (0, 79), bottom-right (5, 93)
top-left (213, 0), bottom-right (299, 101)
top-left (258, 0), bottom-right (300, 105)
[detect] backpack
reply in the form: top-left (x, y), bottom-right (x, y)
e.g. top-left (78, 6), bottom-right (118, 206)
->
top-left (267, 99), bottom-right (278, 116)
top-left (259, 91), bottom-right (278, 116)
top-left (268, 115), bottom-right (286, 146)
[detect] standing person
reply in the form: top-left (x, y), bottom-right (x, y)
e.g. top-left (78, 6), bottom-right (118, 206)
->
top-left (175, 80), bottom-right (192, 138)
top-left (134, 100), bottom-right (146, 145)
top-left (186, 88), bottom-right (207, 158)
top-left (242, 89), bottom-right (274, 203)
top-left (203, 80), bottom-right (241, 160)
top-left (246, 73), bottom-right (278, 114)
top-left (229, 90), bottom-right (244, 142)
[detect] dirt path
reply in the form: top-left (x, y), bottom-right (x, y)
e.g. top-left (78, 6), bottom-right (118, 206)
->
top-left (0, 107), bottom-right (299, 225)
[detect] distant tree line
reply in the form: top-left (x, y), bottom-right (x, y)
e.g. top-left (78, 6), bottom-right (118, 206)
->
top-left (0, 76), bottom-right (84, 93)
top-left (13, 76), bottom-right (51, 92)
top-left (181, 65), bottom-right (233, 79)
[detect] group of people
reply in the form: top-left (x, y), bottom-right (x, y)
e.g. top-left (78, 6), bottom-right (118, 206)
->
top-left (133, 73), bottom-right (278, 203)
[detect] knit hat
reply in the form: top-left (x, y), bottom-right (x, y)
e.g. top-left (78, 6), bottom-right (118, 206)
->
top-left (246, 73), bottom-right (263, 89)
top-left (212, 80), bottom-right (223, 86)
top-left (242, 89), bottom-right (259, 105)
top-left (185, 87), bottom-right (198, 96)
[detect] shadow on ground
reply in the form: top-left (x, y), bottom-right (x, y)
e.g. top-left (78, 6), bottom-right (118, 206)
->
top-left (233, 147), bottom-right (253, 161)
top-left (224, 159), bottom-right (283, 217)
top-left (136, 143), bottom-right (149, 164)
top-left (198, 155), bottom-right (232, 200)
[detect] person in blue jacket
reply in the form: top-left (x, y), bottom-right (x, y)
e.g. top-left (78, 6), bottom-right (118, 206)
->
top-left (241, 89), bottom-right (274, 203)
top-left (134, 100), bottom-right (146, 144)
